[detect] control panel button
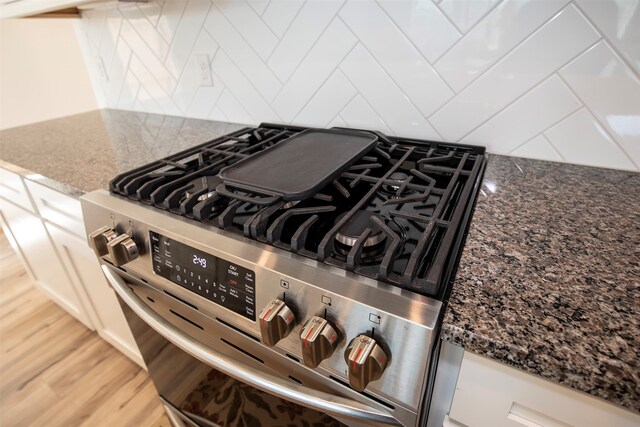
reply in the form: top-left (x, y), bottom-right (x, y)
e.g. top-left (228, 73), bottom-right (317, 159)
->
top-left (88, 226), bottom-right (118, 257)
top-left (299, 316), bottom-right (339, 368)
top-left (258, 299), bottom-right (295, 346)
top-left (344, 334), bottom-right (389, 392)
top-left (107, 234), bottom-right (139, 266)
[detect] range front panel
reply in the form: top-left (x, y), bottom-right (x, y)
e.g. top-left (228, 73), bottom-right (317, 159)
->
top-left (150, 231), bottom-right (256, 320)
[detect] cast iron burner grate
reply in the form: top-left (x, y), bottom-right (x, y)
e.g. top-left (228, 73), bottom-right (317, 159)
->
top-left (109, 123), bottom-right (487, 299)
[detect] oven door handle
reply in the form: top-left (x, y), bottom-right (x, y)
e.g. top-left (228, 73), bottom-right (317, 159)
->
top-left (102, 266), bottom-right (401, 426)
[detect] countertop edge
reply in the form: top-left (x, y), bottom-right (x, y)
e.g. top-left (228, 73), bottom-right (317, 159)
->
top-left (0, 158), bottom-right (85, 199)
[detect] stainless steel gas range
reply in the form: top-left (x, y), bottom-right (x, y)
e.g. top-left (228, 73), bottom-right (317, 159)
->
top-left (81, 123), bottom-right (486, 427)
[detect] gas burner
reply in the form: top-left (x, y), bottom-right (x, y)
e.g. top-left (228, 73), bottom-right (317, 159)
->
top-left (185, 176), bottom-right (222, 202)
top-left (335, 211), bottom-right (387, 249)
top-left (382, 172), bottom-right (410, 195)
top-left (109, 123), bottom-right (487, 297)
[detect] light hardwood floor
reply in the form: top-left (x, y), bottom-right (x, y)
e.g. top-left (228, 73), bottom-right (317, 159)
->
top-left (0, 230), bottom-right (169, 427)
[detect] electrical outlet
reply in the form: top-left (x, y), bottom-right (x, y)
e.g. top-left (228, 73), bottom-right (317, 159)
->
top-left (194, 54), bottom-right (213, 87)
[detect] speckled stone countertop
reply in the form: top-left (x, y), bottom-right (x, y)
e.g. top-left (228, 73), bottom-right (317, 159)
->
top-left (0, 109), bottom-right (244, 196)
top-left (442, 155), bottom-right (640, 413)
top-left (1, 110), bottom-right (638, 413)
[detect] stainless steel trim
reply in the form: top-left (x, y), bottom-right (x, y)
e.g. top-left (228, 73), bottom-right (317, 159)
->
top-left (103, 265), bottom-right (401, 426)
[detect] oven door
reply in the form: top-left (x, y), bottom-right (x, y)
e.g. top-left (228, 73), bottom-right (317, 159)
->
top-left (101, 266), bottom-right (400, 427)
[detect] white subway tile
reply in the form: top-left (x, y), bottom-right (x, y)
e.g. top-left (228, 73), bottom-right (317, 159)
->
top-left (560, 41), bottom-right (640, 168)
top-left (172, 31), bottom-right (220, 113)
top-left (211, 51), bottom-right (281, 122)
top-left (156, 0), bottom-right (187, 44)
top-left (340, 95), bottom-right (392, 135)
top-left (262, 0), bottom-right (304, 38)
top-left (105, 39), bottom-right (132, 106)
top-left (435, 0), bottom-right (570, 91)
top-left (272, 18), bottom-right (356, 122)
top-left (78, 0), bottom-right (639, 172)
top-left (247, 0), bottom-right (269, 16)
top-left (185, 86), bottom-right (222, 120)
top-left (430, 5), bottom-right (599, 142)
top-left (511, 134), bottom-right (563, 162)
top-left (215, 0), bottom-right (278, 61)
top-left (209, 104), bottom-right (230, 122)
top-left (340, 0), bottom-right (453, 117)
top-left (576, 0), bottom-right (640, 71)
top-left (120, 5), bottom-right (169, 60)
top-left (204, 5), bottom-right (282, 101)
top-left (84, 7), bottom-right (107, 51)
top-left (120, 21), bottom-right (177, 94)
top-left (164, 1), bottom-right (211, 79)
top-left (544, 109), bottom-right (635, 170)
top-left (461, 75), bottom-right (581, 153)
top-left (215, 90), bottom-right (254, 124)
top-left (328, 114), bottom-right (348, 129)
top-left (134, 85), bottom-right (163, 115)
top-left (139, 0), bottom-right (162, 26)
top-left (98, 8), bottom-right (123, 71)
top-left (339, 45), bottom-right (440, 139)
top-left (377, 0), bottom-right (460, 63)
top-left (129, 54), bottom-right (180, 116)
top-left (267, 0), bottom-right (344, 82)
top-left (438, 0), bottom-right (500, 33)
top-left (118, 69), bottom-right (140, 109)
top-left (293, 70), bottom-right (357, 127)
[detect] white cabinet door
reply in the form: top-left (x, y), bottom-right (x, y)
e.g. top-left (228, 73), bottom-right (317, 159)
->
top-left (45, 222), bottom-right (144, 368)
top-left (0, 198), bottom-right (93, 329)
top-left (448, 351), bottom-right (640, 427)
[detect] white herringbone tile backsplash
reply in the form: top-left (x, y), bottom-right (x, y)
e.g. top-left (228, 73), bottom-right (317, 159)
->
top-left (77, 0), bottom-right (640, 171)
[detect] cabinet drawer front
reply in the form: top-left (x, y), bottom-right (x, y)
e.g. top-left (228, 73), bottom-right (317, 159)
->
top-left (0, 168), bottom-right (35, 212)
top-left (25, 180), bottom-right (84, 237)
top-left (449, 352), bottom-right (640, 427)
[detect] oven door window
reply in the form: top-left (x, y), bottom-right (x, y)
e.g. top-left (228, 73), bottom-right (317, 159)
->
top-left (180, 368), bottom-right (344, 427)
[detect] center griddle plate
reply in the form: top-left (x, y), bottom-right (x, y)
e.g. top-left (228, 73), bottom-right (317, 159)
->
top-left (218, 128), bottom-right (378, 201)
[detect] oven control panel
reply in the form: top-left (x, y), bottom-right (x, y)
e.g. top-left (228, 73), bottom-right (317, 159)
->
top-left (150, 232), bottom-right (256, 320)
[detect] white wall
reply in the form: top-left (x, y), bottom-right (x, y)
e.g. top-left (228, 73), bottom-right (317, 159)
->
top-left (77, 0), bottom-right (640, 171)
top-left (0, 18), bottom-right (98, 130)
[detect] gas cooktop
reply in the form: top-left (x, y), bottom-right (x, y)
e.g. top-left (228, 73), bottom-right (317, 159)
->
top-left (109, 123), bottom-right (486, 299)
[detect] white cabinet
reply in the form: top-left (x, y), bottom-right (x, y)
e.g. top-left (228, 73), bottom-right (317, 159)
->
top-left (46, 222), bottom-right (144, 367)
top-left (447, 351), bottom-right (640, 427)
top-left (0, 197), bottom-right (93, 329)
top-left (0, 167), bottom-right (142, 367)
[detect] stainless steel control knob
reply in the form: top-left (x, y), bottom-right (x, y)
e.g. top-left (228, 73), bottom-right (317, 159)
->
top-left (88, 226), bottom-right (118, 257)
top-left (106, 234), bottom-right (139, 266)
top-left (344, 334), bottom-right (389, 392)
top-left (258, 299), bottom-right (295, 346)
top-left (299, 316), bottom-right (339, 368)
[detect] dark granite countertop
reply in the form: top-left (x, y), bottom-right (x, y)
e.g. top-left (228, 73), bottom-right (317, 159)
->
top-left (1, 110), bottom-right (638, 413)
top-left (442, 155), bottom-right (640, 413)
top-left (0, 109), bottom-right (245, 196)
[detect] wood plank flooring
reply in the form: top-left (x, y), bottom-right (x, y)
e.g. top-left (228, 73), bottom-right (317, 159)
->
top-left (0, 229), bottom-right (169, 427)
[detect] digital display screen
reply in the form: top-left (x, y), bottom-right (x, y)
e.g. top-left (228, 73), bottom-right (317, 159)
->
top-left (150, 232), bottom-right (256, 320)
